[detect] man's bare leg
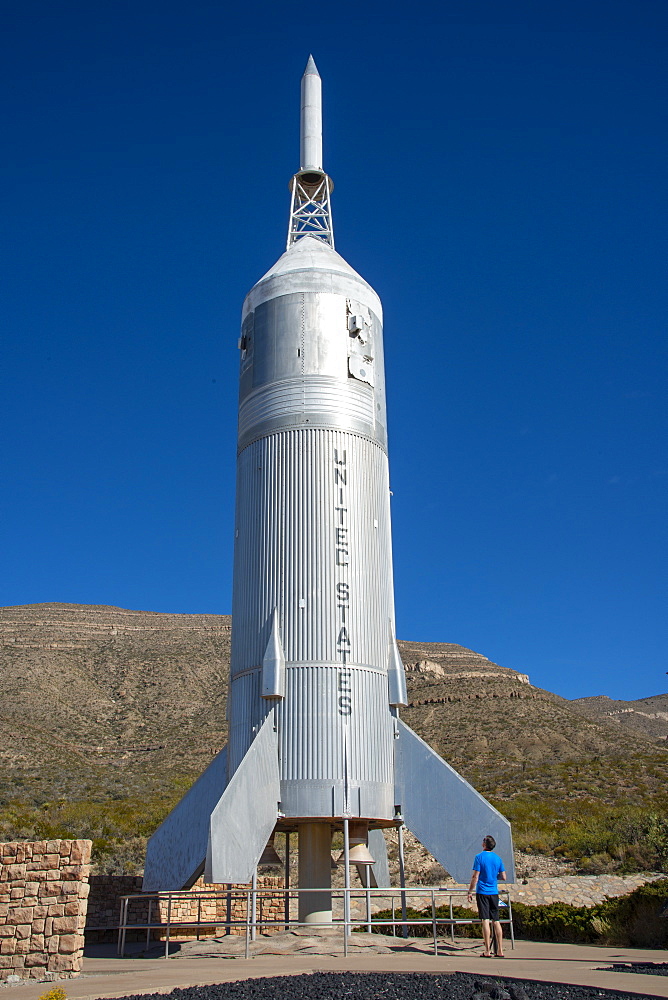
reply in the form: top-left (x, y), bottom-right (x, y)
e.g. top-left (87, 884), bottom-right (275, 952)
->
top-left (493, 920), bottom-right (504, 956)
top-left (481, 919), bottom-right (492, 955)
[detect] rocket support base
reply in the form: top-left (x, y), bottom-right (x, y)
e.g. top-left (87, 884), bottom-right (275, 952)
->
top-left (297, 823), bottom-right (333, 923)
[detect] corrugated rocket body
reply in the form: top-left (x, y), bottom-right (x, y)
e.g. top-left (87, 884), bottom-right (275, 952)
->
top-left (142, 56), bottom-right (515, 899)
top-left (229, 237), bottom-right (397, 821)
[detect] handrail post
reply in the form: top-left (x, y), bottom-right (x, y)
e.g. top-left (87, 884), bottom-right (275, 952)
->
top-left (284, 832), bottom-right (291, 929)
top-left (196, 896), bottom-right (201, 940)
top-left (146, 898), bottom-right (152, 951)
top-left (165, 895), bottom-right (172, 959)
top-left (343, 817), bottom-right (350, 957)
top-left (450, 894), bottom-right (455, 944)
top-left (508, 891), bottom-right (515, 950)
top-left (431, 888), bottom-right (438, 956)
top-left (118, 895), bottom-right (127, 957)
top-left (244, 890), bottom-right (251, 959)
top-left (397, 822), bottom-right (407, 938)
top-left (251, 869), bottom-right (257, 942)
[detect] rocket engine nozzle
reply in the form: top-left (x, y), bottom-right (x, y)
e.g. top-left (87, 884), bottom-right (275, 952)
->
top-left (338, 821), bottom-right (376, 865)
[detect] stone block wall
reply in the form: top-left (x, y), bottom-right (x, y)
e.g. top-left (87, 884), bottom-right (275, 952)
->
top-left (0, 839), bottom-right (91, 981)
top-left (170, 875), bottom-right (285, 937)
top-left (85, 874), bottom-right (143, 940)
top-left (86, 874), bottom-right (286, 942)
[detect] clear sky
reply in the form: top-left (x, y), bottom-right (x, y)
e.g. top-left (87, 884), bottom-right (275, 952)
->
top-left (2, 0), bottom-right (666, 701)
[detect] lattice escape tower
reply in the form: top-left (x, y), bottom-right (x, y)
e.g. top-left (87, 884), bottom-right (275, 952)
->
top-left (287, 55), bottom-right (334, 249)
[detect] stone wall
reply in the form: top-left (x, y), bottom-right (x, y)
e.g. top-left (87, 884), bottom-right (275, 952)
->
top-left (85, 875), bottom-right (143, 940)
top-left (167, 876), bottom-right (285, 937)
top-left (0, 839), bottom-right (91, 981)
top-left (86, 874), bottom-right (286, 942)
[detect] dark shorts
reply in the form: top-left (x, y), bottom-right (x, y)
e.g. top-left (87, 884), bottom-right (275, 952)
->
top-left (476, 893), bottom-right (500, 921)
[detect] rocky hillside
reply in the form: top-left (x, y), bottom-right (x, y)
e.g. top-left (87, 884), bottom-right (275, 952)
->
top-left (0, 603), bottom-right (231, 803)
top-left (569, 693), bottom-right (668, 742)
top-left (394, 642), bottom-right (668, 804)
top-left (1, 603), bottom-right (667, 811)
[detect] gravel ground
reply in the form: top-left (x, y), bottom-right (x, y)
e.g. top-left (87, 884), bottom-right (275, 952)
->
top-left (599, 964), bottom-right (668, 978)
top-left (95, 970), bottom-right (663, 1000)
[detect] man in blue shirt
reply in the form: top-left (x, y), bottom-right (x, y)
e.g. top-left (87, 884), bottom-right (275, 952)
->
top-left (467, 835), bottom-right (507, 957)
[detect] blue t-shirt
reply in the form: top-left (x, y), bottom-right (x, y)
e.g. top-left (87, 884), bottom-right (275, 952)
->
top-left (473, 850), bottom-right (505, 895)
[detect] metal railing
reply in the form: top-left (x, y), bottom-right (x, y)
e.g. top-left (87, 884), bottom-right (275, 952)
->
top-left (117, 886), bottom-right (514, 959)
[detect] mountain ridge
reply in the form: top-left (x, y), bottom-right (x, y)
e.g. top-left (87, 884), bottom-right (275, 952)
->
top-left (1, 603), bottom-right (666, 811)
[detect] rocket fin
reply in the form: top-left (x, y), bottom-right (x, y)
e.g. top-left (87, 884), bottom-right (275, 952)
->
top-left (368, 828), bottom-right (390, 888)
top-left (395, 719), bottom-right (515, 884)
top-left (143, 746), bottom-right (228, 892)
top-left (387, 622), bottom-right (408, 707)
top-left (206, 711), bottom-right (281, 884)
top-left (261, 608), bottom-right (285, 699)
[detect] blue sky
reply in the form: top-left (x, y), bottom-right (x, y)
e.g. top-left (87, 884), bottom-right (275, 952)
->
top-left (2, 0), bottom-right (666, 701)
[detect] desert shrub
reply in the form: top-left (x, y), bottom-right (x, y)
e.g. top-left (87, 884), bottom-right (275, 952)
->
top-left (367, 905), bottom-right (483, 938)
top-left (511, 901), bottom-right (603, 942)
top-left (91, 836), bottom-right (148, 875)
top-left (497, 795), bottom-right (668, 874)
top-left (0, 788), bottom-right (191, 874)
top-left (645, 814), bottom-right (668, 872)
top-left (602, 878), bottom-right (668, 948)
top-left (369, 880), bottom-right (668, 949)
top-left (560, 809), bottom-right (668, 873)
top-left (371, 900), bottom-right (599, 943)
top-left (512, 879), bottom-right (668, 948)
top-left (0, 791), bottom-right (184, 843)
top-left (578, 852), bottom-right (615, 875)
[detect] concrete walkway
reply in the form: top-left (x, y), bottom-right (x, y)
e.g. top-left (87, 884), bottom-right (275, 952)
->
top-left (2, 938), bottom-right (668, 1000)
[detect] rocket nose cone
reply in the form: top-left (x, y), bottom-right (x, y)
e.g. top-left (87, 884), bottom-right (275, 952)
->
top-left (304, 54), bottom-right (320, 77)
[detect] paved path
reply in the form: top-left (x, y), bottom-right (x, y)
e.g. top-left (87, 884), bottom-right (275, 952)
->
top-left (3, 939), bottom-right (668, 1000)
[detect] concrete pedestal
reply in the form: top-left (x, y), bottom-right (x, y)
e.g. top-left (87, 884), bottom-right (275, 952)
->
top-left (298, 823), bottom-right (332, 924)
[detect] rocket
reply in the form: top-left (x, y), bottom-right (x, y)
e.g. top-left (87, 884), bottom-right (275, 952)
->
top-left (144, 58), bottom-right (514, 920)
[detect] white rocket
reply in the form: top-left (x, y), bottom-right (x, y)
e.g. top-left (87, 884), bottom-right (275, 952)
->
top-left (144, 57), bottom-right (514, 920)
